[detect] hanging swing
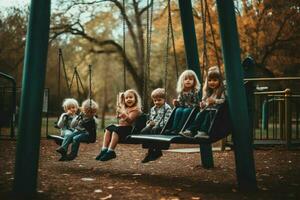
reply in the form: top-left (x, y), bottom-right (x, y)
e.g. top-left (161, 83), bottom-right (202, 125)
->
top-left (121, 0), bottom-right (179, 142)
top-left (47, 64), bottom-right (96, 145)
top-left (126, 0), bottom-right (232, 146)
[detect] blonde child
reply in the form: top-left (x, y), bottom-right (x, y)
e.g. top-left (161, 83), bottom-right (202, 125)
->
top-left (56, 99), bottom-right (98, 161)
top-left (167, 70), bottom-right (201, 134)
top-left (140, 88), bottom-right (172, 163)
top-left (180, 66), bottom-right (225, 138)
top-left (95, 89), bottom-right (142, 161)
top-left (57, 98), bottom-right (79, 138)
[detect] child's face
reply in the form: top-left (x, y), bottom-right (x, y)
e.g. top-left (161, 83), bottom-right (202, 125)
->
top-left (152, 97), bottom-right (165, 108)
top-left (208, 78), bottom-right (220, 89)
top-left (183, 76), bottom-right (194, 90)
top-left (66, 105), bottom-right (78, 115)
top-left (124, 92), bottom-right (136, 107)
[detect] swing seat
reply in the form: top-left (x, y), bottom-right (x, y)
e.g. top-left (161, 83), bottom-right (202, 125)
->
top-left (47, 134), bottom-right (64, 145)
top-left (47, 119), bottom-right (97, 145)
top-left (47, 131), bottom-right (97, 145)
top-left (127, 102), bottom-right (232, 145)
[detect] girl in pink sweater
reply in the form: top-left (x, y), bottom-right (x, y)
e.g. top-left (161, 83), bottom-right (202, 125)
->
top-left (96, 89), bottom-right (142, 161)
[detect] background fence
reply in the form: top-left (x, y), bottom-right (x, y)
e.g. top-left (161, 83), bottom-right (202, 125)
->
top-left (1, 77), bottom-right (300, 148)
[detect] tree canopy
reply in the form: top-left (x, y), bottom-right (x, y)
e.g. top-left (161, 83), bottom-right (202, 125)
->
top-left (0, 0), bottom-right (299, 114)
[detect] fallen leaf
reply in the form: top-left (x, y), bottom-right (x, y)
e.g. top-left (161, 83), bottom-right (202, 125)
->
top-left (132, 173), bottom-right (142, 176)
top-left (94, 189), bottom-right (102, 193)
top-left (81, 178), bottom-right (95, 181)
top-left (100, 194), bottom-right (112, 200)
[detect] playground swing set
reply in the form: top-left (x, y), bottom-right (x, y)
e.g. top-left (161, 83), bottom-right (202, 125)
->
top-left (12, 0), bottom-right (257, 197)
top-left (48, 0), bottom-right (232, 152)
top-left (47, 52), bottom-right (97, 145)
top-left (124, 0), bottom-right (231, 146)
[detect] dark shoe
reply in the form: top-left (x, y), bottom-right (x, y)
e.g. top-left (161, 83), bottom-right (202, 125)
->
top-left (194, 131), bottom-right (209, 139)
top-left (56, 147), bottom-right (67, 157)
top-left (95, 149), bottom-right (108, 160)
top-left (99, 151), bottom-right (116, 161)
top-left (141, 151), bottom-right (153, 163)
top-left (141, 150), bottom-right (162, 163)
top-left (66, 153), bottom-right (77, 161)
top-left (179, 130), bottom-right (194, 138)
top-left (58, 155), bottom-right (68, 161)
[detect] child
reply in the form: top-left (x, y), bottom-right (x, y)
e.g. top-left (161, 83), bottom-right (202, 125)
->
top-left (180, 66), bottom-right (225, 138)
top-left (140, 88), bottom-right (172, 163)
top-left (167, 70), bottom-right (201, 134)
top-left (56, 99), bottom-right (98, 161)
top-left (57, 98), bottom-right (79, 138)
top-left (95, 89), bottom-right (142, 161)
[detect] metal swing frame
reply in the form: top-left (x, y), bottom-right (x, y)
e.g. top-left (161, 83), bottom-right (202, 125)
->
top-left (13, 0), bottom-right (257, 195)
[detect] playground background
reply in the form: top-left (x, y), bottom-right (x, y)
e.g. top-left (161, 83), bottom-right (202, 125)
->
top-left (0, 1), bottom-right (299, 199)
top-left (1, 0), bottom-right (299, 116)
top-left (0, 137), bottom-right (300, 200)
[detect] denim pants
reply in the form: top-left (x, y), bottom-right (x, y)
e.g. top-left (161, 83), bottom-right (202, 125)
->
top-left (60, 130), bottom-right (90, 156)
top-left (187, 109), bottom-right (216, 134)
top-left (171, 107), bottom-right (192, 131)
top-left (60, 129), bottom-right (73, 137)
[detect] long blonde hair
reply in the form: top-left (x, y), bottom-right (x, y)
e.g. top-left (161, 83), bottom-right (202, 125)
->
top-left (117, 89), bottom-right (142, 112)
top-left (176, 69), bottom-right (201, 93)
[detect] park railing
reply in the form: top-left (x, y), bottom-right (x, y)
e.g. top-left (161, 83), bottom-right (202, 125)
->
top-left (252, 89), bottom-right (300, 147)
top-left (0, 86), bottom-right (50, 138)
top-left (226, 77), bottom-right (300, 148)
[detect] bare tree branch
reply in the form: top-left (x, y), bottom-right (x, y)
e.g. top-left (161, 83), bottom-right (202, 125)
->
top-left (139, 0), bottom-right (153, 16)
top-left (260, 13), bottom-right (295, 65)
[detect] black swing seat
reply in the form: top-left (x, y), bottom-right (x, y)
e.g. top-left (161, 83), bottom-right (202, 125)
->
top-left (47, 119), bottom-right (97, 146)
top-left (47, 131), bottom-right (96, 146)
top-left (126, 101), bottom-right (232, 146)
top-left (47, 134), bottom-right (64, 146)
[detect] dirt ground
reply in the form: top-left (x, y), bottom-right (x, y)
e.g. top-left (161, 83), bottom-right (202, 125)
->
top-left (0, 138), bottom-right (299, 200)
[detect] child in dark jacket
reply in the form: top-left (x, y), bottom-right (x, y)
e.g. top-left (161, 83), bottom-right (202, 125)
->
top-left (56, 99), bottom-right (98, 161)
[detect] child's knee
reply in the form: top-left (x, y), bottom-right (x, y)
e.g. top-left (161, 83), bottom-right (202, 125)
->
top-left (73, 135), bottom-right (82, 143)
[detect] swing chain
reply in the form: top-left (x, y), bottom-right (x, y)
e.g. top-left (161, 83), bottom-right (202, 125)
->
top-left (88, 64), bottom-right (92, 102)
top-left (122, 0), bottom-right (126, 91)
top-left (142, 0), bottom-right (154, 110)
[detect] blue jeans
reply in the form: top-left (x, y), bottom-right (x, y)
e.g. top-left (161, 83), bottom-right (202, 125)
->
top-left (171, 107), bottom-right (192, 131)
top-left (60, 129), bottom-right (73, 137)
top-left (60, 130), bottom-right (90, 156)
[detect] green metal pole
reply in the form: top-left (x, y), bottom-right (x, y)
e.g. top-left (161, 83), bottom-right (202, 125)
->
top-left (178, 0), bottom-right (201, 79)
top-left (242, 56), bottom-right (255, 140)
top-left (178, 0), bottom-right (214, 169)
top-left (13, 0), bottom-right (51, 197)
top-left (216, 0), bottom-right (257, 190)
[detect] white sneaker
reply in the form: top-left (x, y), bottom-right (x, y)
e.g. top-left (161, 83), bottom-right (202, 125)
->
top-left (194, 131), bottom-right (209, 139)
